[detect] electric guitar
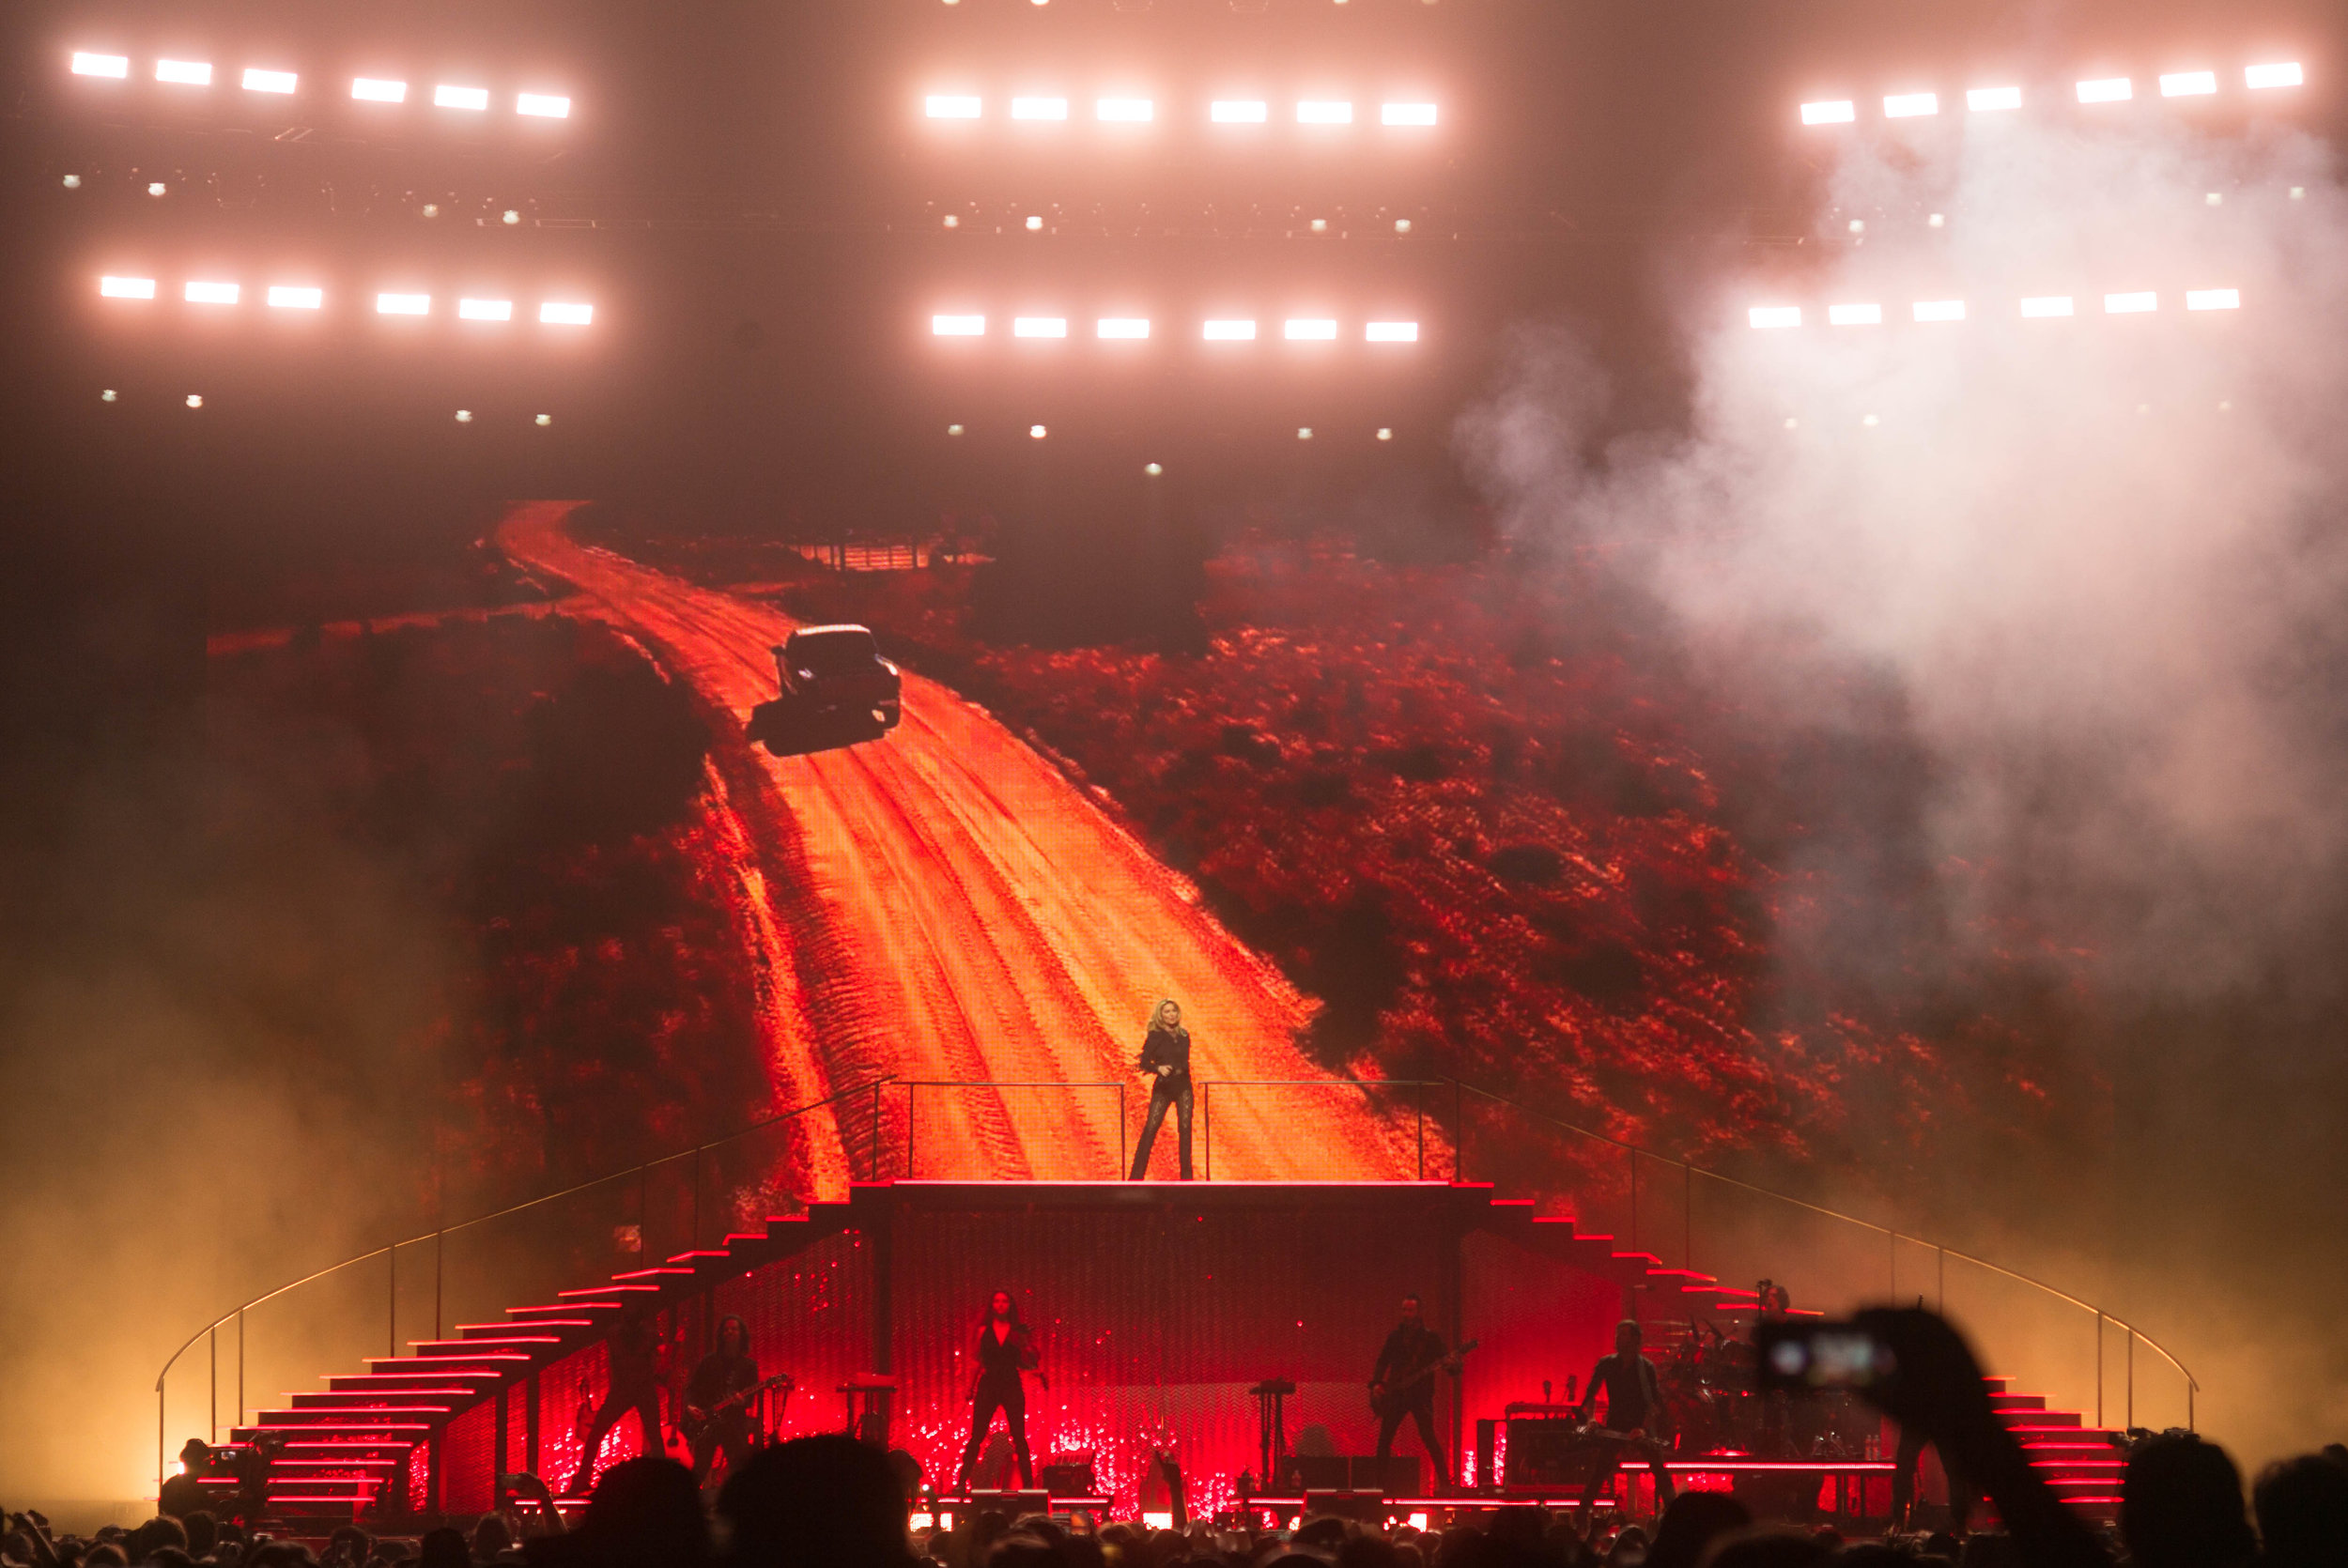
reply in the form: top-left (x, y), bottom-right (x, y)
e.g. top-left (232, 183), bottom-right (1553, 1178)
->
top-left (681, 1373), bottom-right (794, 1443)
top-left (1369, 1338), bottom-right (1477, 1420)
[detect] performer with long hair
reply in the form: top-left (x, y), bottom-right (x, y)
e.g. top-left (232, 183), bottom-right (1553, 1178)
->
top-left (1128, 998), bottom-right (1195, 1180)
top-left (955, 1289), bottom-right (1043, 1492)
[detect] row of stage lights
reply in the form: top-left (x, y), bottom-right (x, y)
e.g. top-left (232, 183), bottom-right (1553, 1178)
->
top-left (95, 388), bottom-right (560, 424)
top-left (924, 94), bottom-right (1435, 125)
top-left (68, 53), bottom-right (572, 116)
top-left (947, 425), bottom-right (1399, 448)
top-left (96, 275), bottom-right (594, 324)
top-left (931, 314), bottom-right (1417, 341)
top-left (1747, 289), bottom-right (2241, 328)
top-left (1800, 62), bottom-right (2302, 124)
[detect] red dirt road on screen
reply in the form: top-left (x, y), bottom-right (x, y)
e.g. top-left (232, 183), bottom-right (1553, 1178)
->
top-left (498, 500), bottom-right (1421, 1185)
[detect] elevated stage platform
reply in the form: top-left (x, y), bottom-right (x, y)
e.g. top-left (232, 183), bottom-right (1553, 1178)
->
top-left (205, 1180), bottom-right (2117, 1528)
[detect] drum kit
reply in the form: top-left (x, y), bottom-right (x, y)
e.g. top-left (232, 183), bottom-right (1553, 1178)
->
top-left (1660, 1322), bottom-right (1869, 1459)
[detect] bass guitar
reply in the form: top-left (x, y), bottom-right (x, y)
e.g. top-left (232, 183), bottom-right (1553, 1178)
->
top-left (1369, 1339), bottom-right (1477, 1421)
top-left (681, 1373), bottom-right (794, 1444)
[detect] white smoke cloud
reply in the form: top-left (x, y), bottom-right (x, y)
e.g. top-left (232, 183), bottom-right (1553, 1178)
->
top-left (1462, 113), bottom-right (2348, 992)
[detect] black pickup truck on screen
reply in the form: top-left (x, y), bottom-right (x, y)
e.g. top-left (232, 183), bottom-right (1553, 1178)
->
top-left (761, 620), bottom-right (897, 737)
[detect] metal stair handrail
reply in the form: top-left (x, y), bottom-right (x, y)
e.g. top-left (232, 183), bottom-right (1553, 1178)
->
top-left (1442, 1074), bottom-right (2198, 1426)
top-left (154, 1077), bottom-right (894, 1491)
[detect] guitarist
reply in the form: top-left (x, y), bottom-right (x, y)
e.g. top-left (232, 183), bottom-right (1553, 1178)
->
top-left (685, 1315), bottom-right (765, 1488)
top-left (1368, 1295), bottom-right (1455, 1492)
top-left (1572, 1319), bottom-right (1676, 1515)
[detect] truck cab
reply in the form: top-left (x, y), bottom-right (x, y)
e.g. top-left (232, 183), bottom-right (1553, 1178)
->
top-left (770, 624), bottom-right (902, 730)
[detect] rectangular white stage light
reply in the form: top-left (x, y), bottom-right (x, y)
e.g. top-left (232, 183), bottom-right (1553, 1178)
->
top-left (1202, 319), bottom-right (1257, 340)
top-left (1381, 102), bottom-right (1438, 126)
top-left (457, 297), bottom-right (513, 320)
top-left (1212, 100), bottom-right (1268, 123)
top-left (1800, 100), bottom-right (1855, 125)
top-left (925, 95), bottom-right (981, 119)
top-left (1748, 306), bottom-right (1801, 329)
top-left (243, 68), bottom-right (298, 93)
top-left (931, 315), bottom-right (985, 336)
top-left (268, 285), bottom-right (323, 309)
top-left (184, 281), bottom-right (239, 304)
top-left (517, 92), bottom-right (571, 117)
top-left (2076, 78), bottom-right (2132, 102)
top-left (100, 275), bottom-right (157, 299)
top-left (435, 85), bottom-right (490, 111)
top-left (2104, 292), bottom-right (2157, 314)
top-left (155, 59), bottom-right (212, 85)
top-left (2020, 296), bottom-right (2075, 317)
top-left (1296, 100), bottom-right (1353, 124)
top-left (540, 302), bottom-right (595, 325)
top-left (1283, 318), bottom-right (1337, 340)
top-left (1011, 97), bottom-right (1069, 120)
top-left (1096, 317), bottom-right (1151, 339)
top-left (352, 78), bottom-right (408, 102)
top-left (1883, 92), bottom-right (1939, 117)
top-left (2186, 288), bottom-right (2241, 311)
top-left (1013, 316), bottom-right (1068, 337)
top-left (1828, 302), bottom-right (1883, 326)
top-left (1968, 85), bottom-right (2023, 111)
top-left (377, 293), bottom-right (431, 315)
top-left (1096, 98), bottom-right (1153, 122)
top-left (2159, 71), bottom-right (2217, 97)
top-left (1366, 321), bottom-right (1419, 342)
top-left (71, 52), bottom-right (131, 78)
top-left (2246, 62), bottom-right (2304, 89)
top-left (1912, 300), bottom-right (1967, 322)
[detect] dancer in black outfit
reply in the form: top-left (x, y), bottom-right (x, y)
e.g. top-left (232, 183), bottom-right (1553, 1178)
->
top-left (955, 1290), bottom-right (1043, 1492)
top-left (1129, 998), bottom-right (1194, 1180)
top-left (564, 1299), bottom-right (668, 1494)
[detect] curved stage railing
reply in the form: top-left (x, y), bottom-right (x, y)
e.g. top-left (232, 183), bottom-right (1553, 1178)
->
top-left (156, 1072), bottom-right (2195, 1493)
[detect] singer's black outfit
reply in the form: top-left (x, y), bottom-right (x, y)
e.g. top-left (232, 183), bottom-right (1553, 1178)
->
top-left (955, 1320), bottom-right (1038, 1490)
top-left (1371, 1321), bottom-right (1453, 1487)
top-left (1129, 1022), bottom-right (1194, 1179)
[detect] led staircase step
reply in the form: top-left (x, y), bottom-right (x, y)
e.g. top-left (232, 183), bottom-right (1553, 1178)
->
top-left (329, 1373), bottom-right (501, 1391)
top-left (465, 1317), bottom-right (595, 1334)
top-left (291, 1389), bottom-right (470, 1408)
top-left (366, 1354), bottom-right (533, 1374)
top-left (556, 1284), bottom-right (660, 1299)
top-left (1989, 1394), bottom-right (2048, 1411)
top-left (610, 1268), bottom-right (699, 1281)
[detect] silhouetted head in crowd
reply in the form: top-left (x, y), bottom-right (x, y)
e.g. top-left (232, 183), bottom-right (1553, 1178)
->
top-left (470, 1515), bottom-right (514, 1563)
top-left (2253, 1454), bottom-right (2348, 1568)
top-left (2123, 1433), bottom-right (2256, 1568)
top-left (131, 1518), bottom-right (189, 1562)
top-left (82, 1547), bottom-right (126, 1568)
top-left (417, 1529), bottom-right (470, 1568)
top-left (1645, 1491), bottom-right (1751, 1568)
top-left (718, 1433), bottom-right (913, 1568)
top-left (326, 1528), bottom-right (373, 1567)
top-left (527, 1455), bottom-right (707, 1568)
top-left (178, 1513), bottom-right (217, 1559)
top-left (148, 1549), bottom-right (194, 1568)
top-left (1691, 1525), bottom-right (1831, 1568)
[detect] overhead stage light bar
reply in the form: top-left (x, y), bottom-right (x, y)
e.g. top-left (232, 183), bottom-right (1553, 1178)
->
top-left (66, 51), bottom-right (573, 117)
top-left (2104, 291), bottom-right (2157, 313)
top-left (184, 281), bottom-right (239, 304)
top-left (1212, 100), bottom-right (1268, 123)
top-left (1283, 317), bottom-right (1338, 339)
top-left (1096, 97), bottom-right (1153, 121)
top-left (1295, 100), bottom-right (1353, 124)
top-left (267, 285), bottom-right (323, 309)
top-left (927, 94), bottom-right (982, 118)
top-left (72, 52), bottom-right (131, 78)
top-left (539, 301), bottom-right (595, 325)
top-left (1096, 317), bottom-right (1151, 338)
top-left (1804, 61), bottom-right (2299, 124)
top-left (457, 298), bottom-right (514, 321)
top-left (351, 77), bottom-right (408, 102)
top-left (1748, 290), bottom-right (2234, 328)
top-left (243, 68), bottom-right (297, 93)
top-left (97, 275), bottom-right (593, 323)
top-left (2019, 297), bottom-right (2075, 316)
top-left (1912, 300), bottom-right (1967, 322)
top-left (2186, 288), bottom-right (2241, 311)
top-left (1365, 321), bottom-right (1419, 342)
top-left (377, 293), bottom-right (432, 315)
top-left (1011, 96), bottom-right (1069, 120)
top-left (155, 59), bottom-right (212, 85)
top-left (517, 92), bottom-right (571, 117)
top-left (932, 314), bottom-right (986, 335)
top-left (100, 275), bottom-right (157, 299)
top-left (434, 84), bottom-right (490, 111)
top-left (1202, 319), bottom-right (1258, 339)
top-left (1381, 102), bottom-right (1438, 125)
top-left (1828, 302), bottom-right (1882, 325)
top-left (1012, 315), bottom-right (1068, 336)
top-left (1749, 306), bottom-right (1802, 329)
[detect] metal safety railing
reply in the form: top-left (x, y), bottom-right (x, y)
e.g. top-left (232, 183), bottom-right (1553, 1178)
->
top-left (157, 1067), bottom-right (2200, 1497)
top-left (154, 1077), bottom-right (893, 1494)
top-left (1442, 1075), bottom-right (2199, 1434)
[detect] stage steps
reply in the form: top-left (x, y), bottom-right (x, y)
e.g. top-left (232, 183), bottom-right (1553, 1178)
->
top-left (1469, 1195), bottom-right (2124, 1523)
top-left (223, 1190), bottom-right (875, 1520)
